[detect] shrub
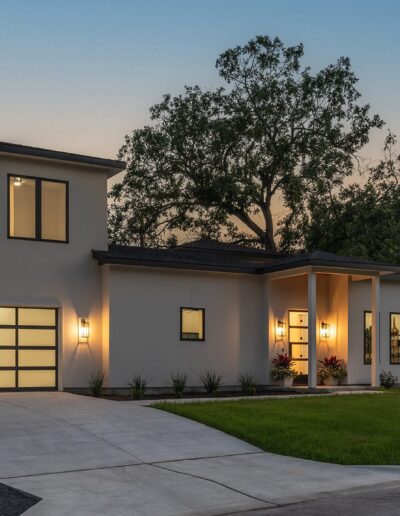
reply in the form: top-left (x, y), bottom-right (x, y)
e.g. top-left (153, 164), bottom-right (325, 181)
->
top-left (88, 370), bottom-right (104, 397)
top-left (171, 372), bottom-right (187, 398)
top-left (380, 370), bottom-right (398, 389)
top-left (238, 373), bottom-right (256, 396)
top-left (199, 370), bottom-right (222, 396)
top-left (271, 353), bottom-right (298, 380)
top-left (128, 371), bottom-right (148, 400)
top-left (318, 356), bottom-right (347, 382)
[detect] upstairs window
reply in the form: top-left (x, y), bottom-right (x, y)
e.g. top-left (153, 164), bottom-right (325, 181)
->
top-left (9, 175), bottom-right (68, 242)
top-left (180, 307), bottom-right (205, 341)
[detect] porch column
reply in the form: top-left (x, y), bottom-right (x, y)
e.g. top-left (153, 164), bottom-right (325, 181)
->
top-left (371, 275), bottom-right (381, 387)
top-left (308, 271), bottom-right (317, 388)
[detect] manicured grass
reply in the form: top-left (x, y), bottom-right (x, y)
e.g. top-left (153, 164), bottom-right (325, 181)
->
top-left (154, 393), bottom-right (400, 465)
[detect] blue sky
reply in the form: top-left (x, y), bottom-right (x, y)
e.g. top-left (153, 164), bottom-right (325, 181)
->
top-left (1, 0), bottom-right (399, 162)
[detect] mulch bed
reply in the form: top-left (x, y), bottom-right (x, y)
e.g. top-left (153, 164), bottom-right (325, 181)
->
top-left (0, 483), bottom-right (40, 516)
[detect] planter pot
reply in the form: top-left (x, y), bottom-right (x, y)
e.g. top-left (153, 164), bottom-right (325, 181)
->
top-left (276, 376), bottom-right (294, 388)
top-left (323, 376), bottom-right (339, 387)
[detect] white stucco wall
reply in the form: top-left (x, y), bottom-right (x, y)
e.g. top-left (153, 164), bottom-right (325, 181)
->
top-left (0, 155), bottom-right (108, 388)
top-left (348, 277), bottom-right (400, 384)
top-left (106, 265), bottom-right (267, 388)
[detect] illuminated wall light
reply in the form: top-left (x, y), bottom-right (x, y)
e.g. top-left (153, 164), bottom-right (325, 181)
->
top-left (320, 322), bottom-right (330, 339)
top-left (78, 317), bottom-right (90, 343)
top-left (276, 319), bottom-right (286, 339)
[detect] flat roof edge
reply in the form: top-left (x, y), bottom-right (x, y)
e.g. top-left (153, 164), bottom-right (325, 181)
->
top-left (0, 142), bottom-right (126, 176)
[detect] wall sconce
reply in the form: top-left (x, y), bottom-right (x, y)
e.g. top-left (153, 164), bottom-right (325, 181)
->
top-left (276, 319), bottom-right (286, 339)
top-left (78, 317), bottom-right (90, 343)
top-left (320, 322), bottom-right (330, 339)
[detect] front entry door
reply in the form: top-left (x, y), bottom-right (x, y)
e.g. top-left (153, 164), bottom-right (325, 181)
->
top-left (289, 310), bottom-right (309, 376)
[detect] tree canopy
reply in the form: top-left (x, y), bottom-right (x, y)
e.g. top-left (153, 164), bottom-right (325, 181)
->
top-left (109, 35), bottom-right (383, 252)
top-left (280, 133), bottom-right (400, 263)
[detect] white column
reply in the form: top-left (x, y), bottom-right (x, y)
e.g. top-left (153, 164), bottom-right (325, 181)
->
top-left (371, 275), bottom-right (381, 387)
top-left (308, 271), bottom-right (317, 388)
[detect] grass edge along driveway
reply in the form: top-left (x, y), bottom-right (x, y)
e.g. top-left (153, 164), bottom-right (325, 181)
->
top-left (153, 393), bottom-right (400, 465)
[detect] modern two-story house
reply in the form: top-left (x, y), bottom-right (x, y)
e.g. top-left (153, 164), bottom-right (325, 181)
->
top-left (1, 141), bottom-right (400, 392)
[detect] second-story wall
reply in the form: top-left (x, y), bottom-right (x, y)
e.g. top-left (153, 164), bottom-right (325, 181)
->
top-left (0, 154), bottom-right (109, 387)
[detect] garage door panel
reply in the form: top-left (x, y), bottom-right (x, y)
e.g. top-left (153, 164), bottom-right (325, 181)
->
top-left (18, 308), bottom-right (56, 326)
top-left (18, 370), bottom-right (56, 388)
top-left (0, 329), bottom-right (16, 346)
top-left (0, 306), bottom-right (58, 390)
top-left (0, 370), bottom-right (16, 388)
top-left (0, 349), bottom-right (16, 367)
top-left (19, 329), bottom-right (56, 347)
top-left (19, 350), bottom-right (56, 367)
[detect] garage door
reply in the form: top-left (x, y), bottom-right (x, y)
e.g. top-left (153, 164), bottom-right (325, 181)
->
top-left (0, 307), bottom-right (57, 390)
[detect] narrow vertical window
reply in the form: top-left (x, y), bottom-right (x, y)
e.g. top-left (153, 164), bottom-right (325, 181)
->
top-left (180, 308), bottom-right (205, 341)
top-left (390, 313), bottom-right (400, 365)
top-left (8, 175), bottom-right (68, 242)
top-left (364, 311), bottom-right (372, 365)
top-left (9, 176), bottom-right (36, 238)
top-left (41, 180), bottom-right (67, 241)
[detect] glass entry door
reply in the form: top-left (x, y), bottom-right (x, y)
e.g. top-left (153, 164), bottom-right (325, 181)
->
top-left (289, 311), bottom-right (308, 375)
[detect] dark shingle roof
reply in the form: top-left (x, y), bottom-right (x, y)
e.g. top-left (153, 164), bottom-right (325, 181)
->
top-left (92, 240), bottom-right (400, 275)
top-left (0, 141), bottom-right (126, 177)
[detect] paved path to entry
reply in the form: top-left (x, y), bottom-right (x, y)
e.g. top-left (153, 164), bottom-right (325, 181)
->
top-left (1, 392), bottom-right (400, 515)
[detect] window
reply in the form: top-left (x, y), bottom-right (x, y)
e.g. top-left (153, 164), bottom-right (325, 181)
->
top-left (0, 307), bottom-right (57, 389)
top-left (9, 175), bottom-right (68, 242)
top-left (364, 311), bottom-right (372, 365)
top-left (390, 313), bottom-right (400, 365)
top-left (180, 307), bottom-right (205, 341)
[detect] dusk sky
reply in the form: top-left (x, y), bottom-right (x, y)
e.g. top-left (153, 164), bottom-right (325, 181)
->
top-left (1, 0), bottom-right (399, 171)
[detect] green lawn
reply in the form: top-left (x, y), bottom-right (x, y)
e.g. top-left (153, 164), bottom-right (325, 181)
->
top-left (154, 393), bottom-right (400, 465)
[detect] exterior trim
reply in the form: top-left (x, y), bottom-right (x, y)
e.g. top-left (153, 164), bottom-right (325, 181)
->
top-left (0, 141), bottom-right (125, 175)
top-left (180, 307), bottom-right (205, 341)
top-left (7, 173), bottom-right (69, 244)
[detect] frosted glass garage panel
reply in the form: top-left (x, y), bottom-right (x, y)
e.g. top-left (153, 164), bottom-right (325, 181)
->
top-left (18, 308), bottom-right (56, 327)
top-left (19, 350), bottom-right (56, 367)
top-left (0, 371), bottom-right (16, 388)
top-left (18, 370), bottom-right (56, 388)
top-left (0, 349), bottom-right (15, 367)
top-left (19, 329), bottom-right (56, 347)
top-left (0, 329), bottom-right (16, 346)
top-left (0, 308), bottom-right (16, 325)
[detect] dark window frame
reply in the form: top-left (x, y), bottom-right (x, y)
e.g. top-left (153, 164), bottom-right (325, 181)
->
top-left (364, 310), bottom-right (372, 365)
top-left (390, 312), bottom-right (400, 365)
top-left (7, 173), bottom-right (69, 243)
top-left (180, 307), bottom-right (205, 341)
top-left (0, 306), bottom-right (58, 391)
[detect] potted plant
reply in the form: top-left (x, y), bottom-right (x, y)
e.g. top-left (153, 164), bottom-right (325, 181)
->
top-left (318, 356), bottom-right (347, 386)
top-left (271, 353), bottom-right (298, 387)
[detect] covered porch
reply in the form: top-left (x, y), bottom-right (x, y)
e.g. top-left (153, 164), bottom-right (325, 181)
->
top-left (265, 255), bottom-right (396, 388)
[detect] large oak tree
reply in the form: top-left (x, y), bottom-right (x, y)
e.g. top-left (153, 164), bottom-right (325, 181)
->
top-left (109, 35), bottom-right (383, 250)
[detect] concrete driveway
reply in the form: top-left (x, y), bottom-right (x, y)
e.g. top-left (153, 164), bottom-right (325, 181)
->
top-left (1, 392), bottom-right (400, 515)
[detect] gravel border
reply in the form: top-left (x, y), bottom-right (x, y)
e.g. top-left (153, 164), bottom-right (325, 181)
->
top-left (0, 483), bottom-right (40, 516)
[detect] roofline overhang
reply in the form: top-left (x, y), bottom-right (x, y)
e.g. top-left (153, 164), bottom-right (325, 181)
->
top-left (0, 142), bottom-right (126, 178)
top-left (92, 251), bottom-right (261, 274)
top-left (261, 259), bottom-right (400, 275)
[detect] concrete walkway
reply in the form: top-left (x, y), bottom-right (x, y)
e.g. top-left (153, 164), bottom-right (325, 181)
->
top-left (0, 392), bottom-right (399, 515)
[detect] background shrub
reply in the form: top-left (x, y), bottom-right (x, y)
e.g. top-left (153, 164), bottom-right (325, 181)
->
top-left (88, 370), bottom-right (104, 397)
top-left (380, 370), bottom-right (398, 389)
top-left (238, 373), bottom-right (256, 396)
top-left (171, 372), bottom-right (187, 398)
top-left (128, 371), bottom-right (148, 400)
top-left (199, 370), bottom-right (222, 396)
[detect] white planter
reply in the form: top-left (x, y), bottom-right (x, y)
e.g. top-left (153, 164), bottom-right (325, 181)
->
top-left (323, 376), bottom-right (339, 387)
top-left (276, 376), bottom-right (294, 388)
